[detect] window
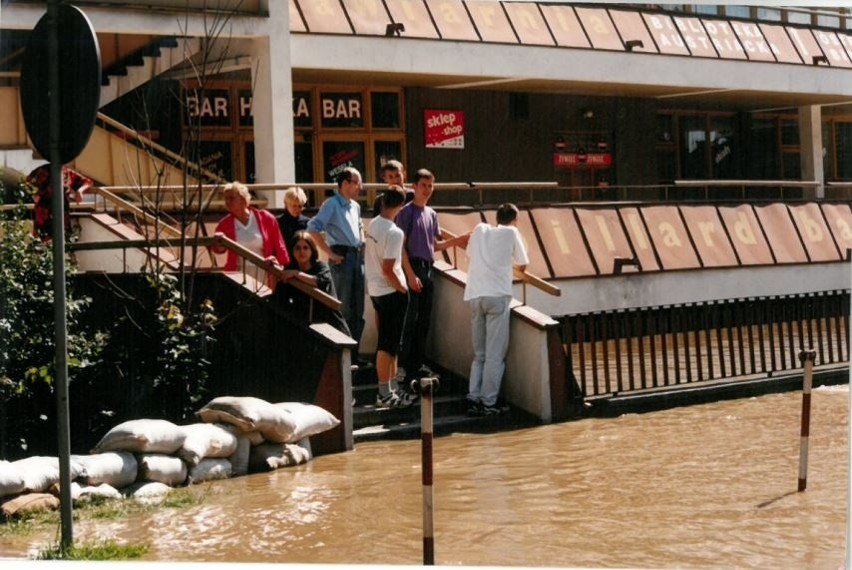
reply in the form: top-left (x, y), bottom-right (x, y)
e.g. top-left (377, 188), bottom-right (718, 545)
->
top-left (371, 92), bottom-right (401, 129)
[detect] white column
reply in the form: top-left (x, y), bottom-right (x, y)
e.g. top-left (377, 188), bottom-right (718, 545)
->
top-left (250, 0), bottom-right (293, 208)
top-left (798, 105), bottom-right (824, 200)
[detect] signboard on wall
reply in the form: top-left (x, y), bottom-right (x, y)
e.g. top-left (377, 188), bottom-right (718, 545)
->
top-left (424, 109), bottom-right (465, 149)
top-left (553, 152), bottom-right (613, 168)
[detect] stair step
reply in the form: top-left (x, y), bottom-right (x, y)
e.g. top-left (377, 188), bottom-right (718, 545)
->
top-left (353, 409), bottom-right (538, 442)
top-left (353, 393), bottom-right (470, 427)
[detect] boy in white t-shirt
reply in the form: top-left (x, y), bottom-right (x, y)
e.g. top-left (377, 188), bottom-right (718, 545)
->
top-left (364, 186), bottom-right (414, 409)
top-left (464, 203), bottom-right (529, 416)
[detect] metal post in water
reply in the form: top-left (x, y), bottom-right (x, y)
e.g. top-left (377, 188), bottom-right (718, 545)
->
top-left (798, 349), bottom-right (816, 492)
top-left (418, 376), bottom-right (439, 566)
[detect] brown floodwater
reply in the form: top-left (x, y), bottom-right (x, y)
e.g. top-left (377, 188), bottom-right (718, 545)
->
top-left (1, 387), bottom-right (848, 568)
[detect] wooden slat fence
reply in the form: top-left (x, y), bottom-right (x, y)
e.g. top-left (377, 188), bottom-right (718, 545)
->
top-left (559, 291), bottom-right (849, 399)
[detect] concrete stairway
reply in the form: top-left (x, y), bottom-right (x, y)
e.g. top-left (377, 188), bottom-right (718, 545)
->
top-left (351, 363), bottom-right (539, 443)
top-left (100, 37), bottom-right (202, 107)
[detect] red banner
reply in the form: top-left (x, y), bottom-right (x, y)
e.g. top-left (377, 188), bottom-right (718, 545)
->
top-left (424, 109), bottom-right (465, 149)
top-left (553, 152), bottom-right (613, 168)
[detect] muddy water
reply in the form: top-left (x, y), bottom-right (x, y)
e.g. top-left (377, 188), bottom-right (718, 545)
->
top-left (1, 387), bottom-right (848, 567)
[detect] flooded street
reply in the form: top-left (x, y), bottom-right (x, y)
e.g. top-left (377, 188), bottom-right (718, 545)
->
top-left (1, 387), bottom-right (848, 568)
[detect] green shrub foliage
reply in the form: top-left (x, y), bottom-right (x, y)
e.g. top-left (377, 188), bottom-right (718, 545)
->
top-left (0, 186), bottom-right (105, 458)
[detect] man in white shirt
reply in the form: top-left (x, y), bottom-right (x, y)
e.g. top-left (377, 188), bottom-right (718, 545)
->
top-left (364, 186), bottom-right (414, 409)
top-left (464, 203), bottom-right (529, 416)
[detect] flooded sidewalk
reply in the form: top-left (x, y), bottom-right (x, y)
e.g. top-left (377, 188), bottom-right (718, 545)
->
top-left (1, 386), bottom-right (848, 567)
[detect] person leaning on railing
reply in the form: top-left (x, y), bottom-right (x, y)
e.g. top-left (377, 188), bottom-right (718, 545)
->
top-left (26, 163), bottom-right (92, 241)
top-left (211, 181), bottom-right (290, 291)
top-left (277, 230), bottom-right (350, 335)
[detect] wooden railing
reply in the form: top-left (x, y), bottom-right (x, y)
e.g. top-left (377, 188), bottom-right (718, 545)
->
top-left (68, 234), bottom-right (341, 317)
top-left (559, 291), bottom-right (849, 401)
top-left (439, 228), bottom-right (560, 301)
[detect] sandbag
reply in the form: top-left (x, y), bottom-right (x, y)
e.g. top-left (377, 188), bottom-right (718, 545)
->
top-left (93, 419), bottom-right (186, 454)
top-left (177, 423), bottom-right (238, 466)
top-left (0, 460), bottom-right (26, 498)
top-left (137, 454), bottom-right (187, 486)
top-left (187, 458), bottom-right (232, 484)
top-left (228, 436), bottom-right (251, 477)
top-left (72, 451), bottom-right (138, 489)
top-left (249, 439), bottom-right (312, 472)
top-left (124, 481), bottom-right (172, 501)
top-left (54, 481), bottom-right (123, 504)
top-left (196, 396), bottom-right (296, 443)
top-left (219, 423), bottom-right (264, 446)
top-left (12, 456), bottom-right (83, 494)
top-left (1, 493), bottom-right (59, 519)
top-left (275, 402), bottom-right (341, 442)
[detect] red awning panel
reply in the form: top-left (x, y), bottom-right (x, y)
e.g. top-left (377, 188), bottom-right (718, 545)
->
top-left (788, 202), bottom-right (842, 262)
top-left (753, 203), bottom-right (808, 263)
top-left (530, 208), bottom-right (598, 278)
top-left (638, 205), bottom-right (701, 270)
top-left (679, 205), bottom-right (739, 267)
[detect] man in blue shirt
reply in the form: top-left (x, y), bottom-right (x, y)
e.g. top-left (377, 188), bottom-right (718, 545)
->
top-left (308, 167), bottom-right (366, 359)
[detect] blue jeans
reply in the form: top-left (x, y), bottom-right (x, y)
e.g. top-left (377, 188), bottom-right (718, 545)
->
top-left (467, 295), bottom-right (511, 407)
top-left (330, 251), bottom-right (365, 349)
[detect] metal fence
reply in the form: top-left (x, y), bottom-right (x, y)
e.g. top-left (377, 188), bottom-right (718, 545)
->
top-left (558, 291), bottom-right (849, 399)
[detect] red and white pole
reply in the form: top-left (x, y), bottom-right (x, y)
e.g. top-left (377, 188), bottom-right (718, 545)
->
top-left (418, 377), bottom-right (438, 565)
top-left (798, 349), bottom-right (816, 492)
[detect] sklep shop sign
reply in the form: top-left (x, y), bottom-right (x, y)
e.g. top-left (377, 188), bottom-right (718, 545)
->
top-left (424, 109), bottom-right (465, 149)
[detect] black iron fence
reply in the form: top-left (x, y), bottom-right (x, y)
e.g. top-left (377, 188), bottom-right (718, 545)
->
top-left (558, 291), bottom-right (849, 399)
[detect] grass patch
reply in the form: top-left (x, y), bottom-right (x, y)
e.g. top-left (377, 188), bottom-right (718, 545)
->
top-left (0, 486), bottom-right (209, 537)
top-left (37, 539), bottom-right (149, 560)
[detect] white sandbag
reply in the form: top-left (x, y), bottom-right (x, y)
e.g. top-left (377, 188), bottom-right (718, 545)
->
top-left (93, 419), bottom-right (186, 454)
top-left (228, 436), bottom-right (250, 477)
top-left (187, 458), bottom-right (232, 484)
top-left (137, 454), bottom-right (187, 486)
top-left (219, 423), bottom-right (264, 446)
top-left (72, 452), bottom-right (138, 489)
top-left (249, 439), bottom-right (312, 472)
top-left (196, 396), bottom-right (296, 443)
top-left (12, 456), bottom-right (83, 494)
top-left (124, 481), bottom-right (172, 501)
top-left (58, 481), bottom-right (123, 504)
top-left (274, 402), bottom-right (341, 442)
top-left (177, 423), bottom-right (238, 466)
top-left (0, 460), bottom-right (26, 498)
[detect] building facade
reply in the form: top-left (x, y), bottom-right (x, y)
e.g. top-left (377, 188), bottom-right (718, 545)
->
top-left (1, 1), bottom-right (851, 204)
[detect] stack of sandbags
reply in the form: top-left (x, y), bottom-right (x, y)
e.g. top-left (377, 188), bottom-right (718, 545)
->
top-left (0, 396), bottom-right (341, 520)
top-left (195, 397), bottom-right (340, 473)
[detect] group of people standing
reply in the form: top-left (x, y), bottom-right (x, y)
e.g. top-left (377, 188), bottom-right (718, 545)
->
top-left (214, 159), bottom-right (529, 416)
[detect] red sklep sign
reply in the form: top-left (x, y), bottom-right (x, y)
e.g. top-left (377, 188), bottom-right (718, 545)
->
top-left (424, 109), bottom-right (464, 149)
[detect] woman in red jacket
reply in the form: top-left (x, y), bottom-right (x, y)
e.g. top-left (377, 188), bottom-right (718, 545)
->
top-left (212, 181), bottom-right (289, 292)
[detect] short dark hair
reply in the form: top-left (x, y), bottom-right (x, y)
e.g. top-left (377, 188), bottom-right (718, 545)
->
top-left (380, 160), bottom-right (403, 175)
top-left (336, 167), bottom-right (360, 188)
top-left (496, 203), bottom-right (519, 225)
top-left (413, 168), bottom-right (434, 185)
top-left (382, 185), bottom-right (406, 209)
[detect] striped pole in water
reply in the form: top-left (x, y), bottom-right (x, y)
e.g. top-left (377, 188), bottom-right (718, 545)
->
top-left (798, 349), bottom-right (816, 492)
top-left (418, 377), bottom-right (439, 565)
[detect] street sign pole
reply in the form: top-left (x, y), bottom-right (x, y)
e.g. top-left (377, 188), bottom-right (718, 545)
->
top-left (46, 0), bottom-right (74, 549)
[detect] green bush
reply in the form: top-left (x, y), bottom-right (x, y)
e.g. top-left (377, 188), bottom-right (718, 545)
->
top-left (0, 187), bottom-right (105, 458)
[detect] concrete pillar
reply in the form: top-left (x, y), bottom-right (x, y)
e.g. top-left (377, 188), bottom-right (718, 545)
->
top-left (798, 105), bottom-right (824, 199)
top-left (250, 0), bottom-right (293, 208)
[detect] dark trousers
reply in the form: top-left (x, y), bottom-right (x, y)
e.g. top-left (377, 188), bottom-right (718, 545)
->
top-left (399, 261), bottom-right (433, 377)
